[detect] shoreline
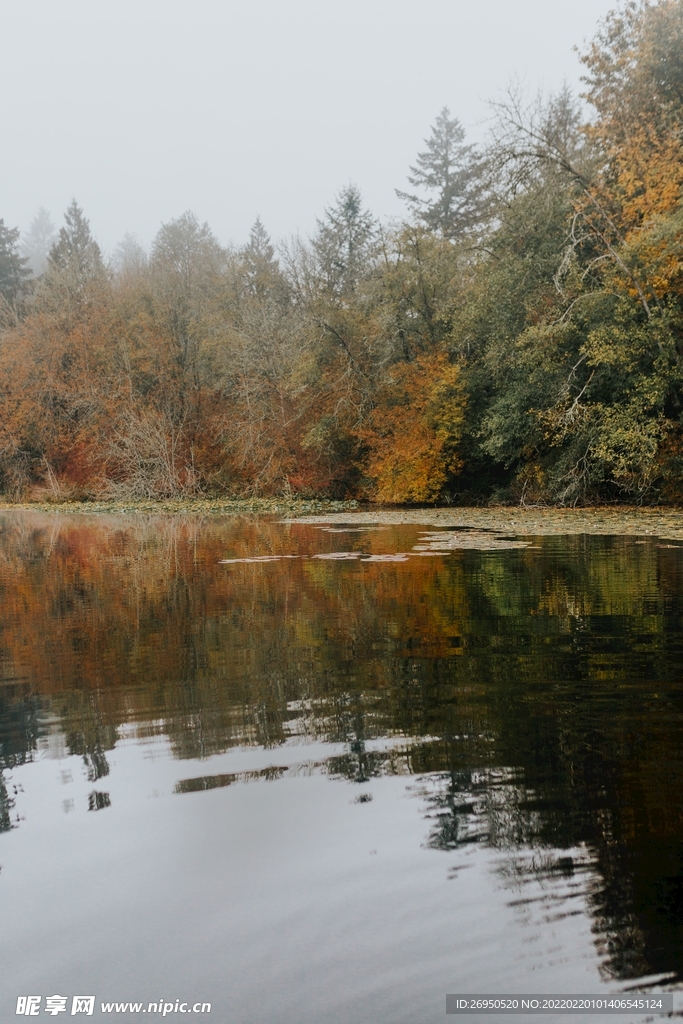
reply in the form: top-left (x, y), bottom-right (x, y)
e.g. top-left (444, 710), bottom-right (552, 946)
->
top-left (0, 498), bottom-right (681, 539)
top-left (283, 506), bottom-right (683, 539)
top-left (0, 497), bottom-right (360, 516)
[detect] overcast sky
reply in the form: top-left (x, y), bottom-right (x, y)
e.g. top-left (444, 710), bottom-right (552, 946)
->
top-left (3, 0), bottom-right (617, 254)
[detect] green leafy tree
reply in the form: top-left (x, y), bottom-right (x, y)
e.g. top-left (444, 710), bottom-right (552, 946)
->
top-left (150, 211), bottom-right (225, 388)
top-left (113, 233), bottom-right (147, 277)
top-left (151, 210), bottom-right (223, 288)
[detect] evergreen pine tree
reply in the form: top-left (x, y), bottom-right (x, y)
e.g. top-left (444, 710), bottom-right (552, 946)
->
top-left (20, 207), bottom-right (57, 277)
top-left (312, 184), bottom-right (375, 297)
top-left (397, 108), bottom-right (486, 239)
top-left (49, 199), bottom-right (105, 285)
top-left (241, 217), bottom-right (282, 299)
top-left (0, 220), bottom-right (32, 313)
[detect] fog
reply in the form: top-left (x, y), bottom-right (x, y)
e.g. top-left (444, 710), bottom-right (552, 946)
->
top-left (3, 0), bottom-right (615, 252)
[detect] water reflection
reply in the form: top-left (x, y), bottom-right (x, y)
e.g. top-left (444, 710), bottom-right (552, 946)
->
top-left (1, 512), bottom-right (683, 994)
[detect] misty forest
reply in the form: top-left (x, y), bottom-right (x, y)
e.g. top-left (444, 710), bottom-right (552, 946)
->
top-left (2, 0), bottom-right (683, 507)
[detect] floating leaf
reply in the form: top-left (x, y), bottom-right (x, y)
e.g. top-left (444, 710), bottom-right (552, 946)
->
top-left (361, 553), bottom-right (410, 562)
top-left (415, 530), bottom-right (529, 552)
top-left (312, 551), bottom-right (362, 560)
top-left (219, 555), bottom-right (299, 564)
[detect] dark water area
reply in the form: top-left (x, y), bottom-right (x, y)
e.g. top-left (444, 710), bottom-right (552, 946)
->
top-left (2, 512), bottom-right (683, 1022)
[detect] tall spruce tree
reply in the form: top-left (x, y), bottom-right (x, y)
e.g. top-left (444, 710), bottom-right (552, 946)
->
top-left (20, 207), bottom-right (56, 278)
top-left (49, 199), bottom-right (105, 285)
top-left (0, 220), bottom-right (32, 314)
top-left (312, 184), bottom-right (375, 297)
top-left (397, 107), bottom-right (486, 239)
top-left (241, 217), bottom-right (282, 299)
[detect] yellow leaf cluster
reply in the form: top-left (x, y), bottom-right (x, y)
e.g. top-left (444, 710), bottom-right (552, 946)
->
top-left (361, 352), bottom-right (464, 503)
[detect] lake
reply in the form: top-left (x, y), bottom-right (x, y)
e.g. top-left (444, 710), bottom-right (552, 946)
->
top-left (1, 509), bottom-right (683, 1023)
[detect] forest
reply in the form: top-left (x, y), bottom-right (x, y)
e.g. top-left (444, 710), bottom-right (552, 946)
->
top-left (1, 0), bottom-right (683, 506)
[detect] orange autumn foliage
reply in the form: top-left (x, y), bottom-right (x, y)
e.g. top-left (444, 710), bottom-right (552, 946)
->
top-left (579, 0), bottom-right (683, 304)
top-left (361, 352), bottom-right (464, 503)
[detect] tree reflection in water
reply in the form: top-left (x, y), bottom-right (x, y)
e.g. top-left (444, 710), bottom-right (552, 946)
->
top-left (1, 511), bottom-right (683, 983)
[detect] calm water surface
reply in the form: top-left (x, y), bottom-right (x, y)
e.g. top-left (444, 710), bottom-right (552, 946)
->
top-left (2, 512), bottom-right (683, 1023)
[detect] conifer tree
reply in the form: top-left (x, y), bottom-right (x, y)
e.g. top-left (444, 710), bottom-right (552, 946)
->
top-left (20, 207), bottom-right (56, 278)
top-left (241, 217), bottom-right (282, 298)
top-left (0, 220), bottom-right (31, 314)
top-left (49, 199), bottom-right (105, 285)
top-left (312, 184), bottom-right (375, 297)
top-left (397, 107), bottom-right (486, 239)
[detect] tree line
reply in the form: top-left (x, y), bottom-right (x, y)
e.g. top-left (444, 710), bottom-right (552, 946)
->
top-left (1, 0), bottom-right (683, 505)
